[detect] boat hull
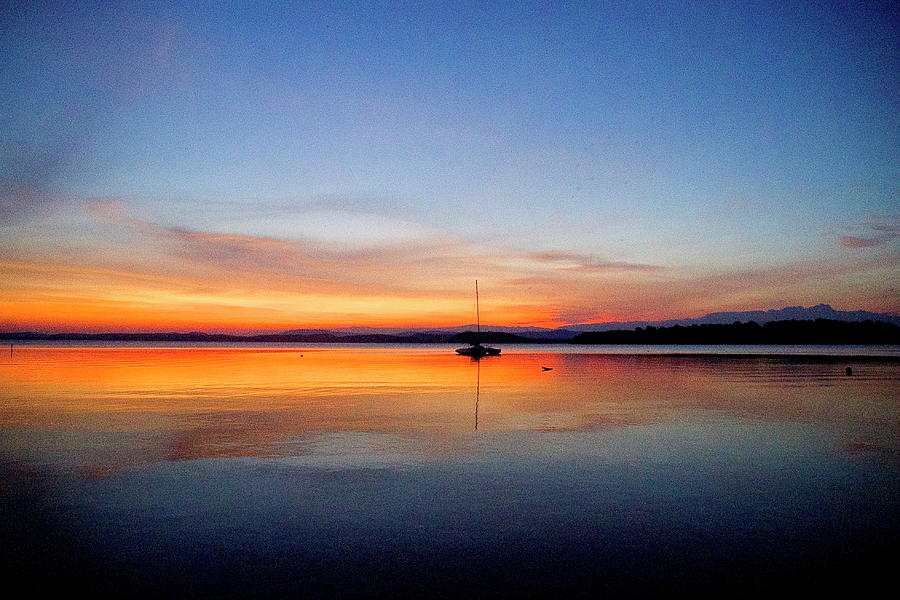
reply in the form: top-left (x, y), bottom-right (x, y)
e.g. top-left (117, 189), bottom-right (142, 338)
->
top-left (456, 345), bottom-right (501, 357)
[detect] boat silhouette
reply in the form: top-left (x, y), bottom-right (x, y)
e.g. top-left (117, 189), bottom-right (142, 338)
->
top-left (456, 280), bottom-right (501, 357)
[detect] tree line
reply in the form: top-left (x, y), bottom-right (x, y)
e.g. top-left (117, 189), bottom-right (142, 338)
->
top-left (570, 319), bottom-right (899, 345)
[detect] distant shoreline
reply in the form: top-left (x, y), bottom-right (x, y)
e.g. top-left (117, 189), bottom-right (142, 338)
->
top-left (2, 318), bottom-right (898, 346)
top-left (0, 319), bottom-right (900, 346)
top-left (2, 342), bottom-right (899, 361)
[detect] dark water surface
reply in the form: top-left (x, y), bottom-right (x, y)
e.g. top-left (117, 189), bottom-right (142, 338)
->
top-left (1, 347), bottom-right (898, 597)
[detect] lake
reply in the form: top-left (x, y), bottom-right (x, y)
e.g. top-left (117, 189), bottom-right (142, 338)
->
top-left (1, 345), bottom-right (898, 597)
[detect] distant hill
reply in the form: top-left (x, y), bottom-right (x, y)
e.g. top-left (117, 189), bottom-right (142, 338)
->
top-left (565, 305), bottom-right (900, 333)
top-left (570, 319), bottom-right (900, 345)
top-left (448, 331), bottom-right (558, 344)
top-left (283, 325), bottom-right (577, 340)
top-left (280, 305), bottom-right (898, 340)
top-left (5, 305), bottom-right (897, 344)
top-left (278, 328), bottom-right (334, 335)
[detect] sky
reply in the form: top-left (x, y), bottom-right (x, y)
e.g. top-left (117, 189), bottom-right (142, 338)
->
top-left (1, 0), bottom-right (898, 332)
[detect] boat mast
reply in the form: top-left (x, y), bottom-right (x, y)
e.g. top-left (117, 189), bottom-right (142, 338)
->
top-left (475, 280), bottom-right (481, 341)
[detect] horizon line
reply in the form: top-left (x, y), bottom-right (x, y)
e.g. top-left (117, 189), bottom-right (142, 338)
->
top-left (3, 304), bottom-right (898, 337)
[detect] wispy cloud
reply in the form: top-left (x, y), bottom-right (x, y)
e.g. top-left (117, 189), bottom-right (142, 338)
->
top-left (526, 250), bottom-right (665, 273)
top-left (838, 216), bottom-right (900, 249)
top-left (84, 201), bottom-right (665, 293)
top-left (508, 251), bottom-right (900, 325)
top-left (3, 200), bottom-right (897, 332)
top-left (840, 236), bottom-right (884, 248)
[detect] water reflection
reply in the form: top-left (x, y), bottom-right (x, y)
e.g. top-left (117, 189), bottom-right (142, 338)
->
top-left (474, 357), bottom-right (480, 430)
top-left (1, 348), bottom-right (898, 472)
top-left (0, 347), bottom-right (898, 596)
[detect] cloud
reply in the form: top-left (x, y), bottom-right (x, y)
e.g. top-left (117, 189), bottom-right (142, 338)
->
top-left (526, 250), bottom-right (665, 273)
top-left (508, 251), bottom-right (900, 324)
top-left (49, 201), bottom-right (681, 327)
top-left (216, 209), bottom-right (445, 249)
top-left (83, 201), bottom-right (665, 294)
top-left (838, 216), bottom-right (900, 249)
top-left (4, 200), bottom-right (896, 332)
top-left (868, 220), bottom-right (900, 234)
top-left (840, 236), bottom-right (883, 248)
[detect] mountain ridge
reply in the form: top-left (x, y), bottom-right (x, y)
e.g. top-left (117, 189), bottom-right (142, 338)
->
top-left (281, 304), bottom-right (899, 338)
top-left (563, 304), bottom-right (900, 333)
top-left (3, 305), bottom-right (896, 340)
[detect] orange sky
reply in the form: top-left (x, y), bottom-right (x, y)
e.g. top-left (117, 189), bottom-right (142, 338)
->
top-left (2, 3), bottom-right (898, 334)
top-left (1, 201), bottom-right (897, 333)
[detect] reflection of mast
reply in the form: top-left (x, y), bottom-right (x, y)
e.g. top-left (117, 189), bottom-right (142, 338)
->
top-left (475, 358), bottom-right (480, 431)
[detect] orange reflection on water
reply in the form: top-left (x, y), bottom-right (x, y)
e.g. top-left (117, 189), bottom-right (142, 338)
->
top-left (1, 347), bottom-right (897, 476)
top-left (2, 347), bottom-right (481, 400)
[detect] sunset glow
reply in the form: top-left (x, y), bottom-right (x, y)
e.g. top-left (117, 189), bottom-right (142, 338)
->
top-left (2, 4), bottom-right (897, 596)
top-left (1, 2), bottom-right (897, 332)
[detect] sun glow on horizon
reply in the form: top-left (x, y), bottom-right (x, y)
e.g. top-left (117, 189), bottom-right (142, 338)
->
top-left (1, 3), bottom-right (898, 332)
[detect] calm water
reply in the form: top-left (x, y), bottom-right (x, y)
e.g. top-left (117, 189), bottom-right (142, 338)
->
top-left (1, 346), bottom-right (898, 597)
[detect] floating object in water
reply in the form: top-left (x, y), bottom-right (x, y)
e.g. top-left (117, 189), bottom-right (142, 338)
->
top-left (845, 367), bottom-right (853, 376)
top-left (541, 366), bottom-right (552, 371)
top-left (456, 280), bottom-right (501, 357)
top-left (458, 344), bottom-right (501, 357)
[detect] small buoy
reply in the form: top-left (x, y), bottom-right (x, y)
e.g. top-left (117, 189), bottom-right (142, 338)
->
top-left (845, 367), bottom-right (853, 376)
top-left (541, 366), bottom-right (552, 371)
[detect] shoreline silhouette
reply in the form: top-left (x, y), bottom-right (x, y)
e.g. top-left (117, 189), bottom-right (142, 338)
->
top-left (1, 319), bottom-right (897, 345)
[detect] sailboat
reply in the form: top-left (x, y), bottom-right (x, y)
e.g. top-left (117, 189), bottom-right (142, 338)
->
top-left (456, 280), bottom-right (501, 357)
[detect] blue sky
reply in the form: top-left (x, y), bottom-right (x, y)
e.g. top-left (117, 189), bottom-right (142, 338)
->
top-left (1, 1), bottom-right (897, 330)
